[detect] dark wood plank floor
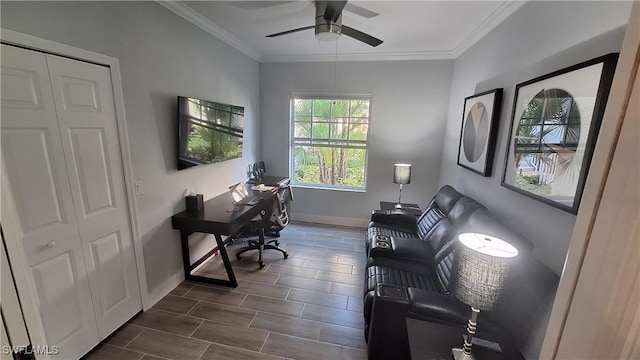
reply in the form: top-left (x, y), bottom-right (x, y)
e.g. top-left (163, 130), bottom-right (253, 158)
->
top-left (84, 222), bottom-right (367, 360)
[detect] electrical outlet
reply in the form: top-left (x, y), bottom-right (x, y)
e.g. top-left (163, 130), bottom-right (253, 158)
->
top-left (134, 181), bottom-right (144, 195)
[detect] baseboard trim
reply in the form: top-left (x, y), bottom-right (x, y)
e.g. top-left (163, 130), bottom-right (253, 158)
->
top-left (290, 213), bottom-right (369, 228)
top-left (144, 270), bottom-right (184, 311)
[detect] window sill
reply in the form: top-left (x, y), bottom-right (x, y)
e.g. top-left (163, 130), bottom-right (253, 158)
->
top-left (291, 183), bottom-right (366, 193)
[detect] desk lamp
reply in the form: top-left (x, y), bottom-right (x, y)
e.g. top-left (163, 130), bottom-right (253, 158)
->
top-left (451, 233), bottom-right (518, 360)
top-left (393, 163), bottom-right (412, 209)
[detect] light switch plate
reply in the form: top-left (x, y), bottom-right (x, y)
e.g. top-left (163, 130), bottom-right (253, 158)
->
top-left (134, 181), bottom-right (144, 195)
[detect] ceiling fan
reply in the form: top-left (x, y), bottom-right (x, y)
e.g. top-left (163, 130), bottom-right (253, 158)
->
top-left (265, 0), bottom-right (383, 47)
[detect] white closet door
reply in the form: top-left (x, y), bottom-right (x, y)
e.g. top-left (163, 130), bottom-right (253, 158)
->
top-left (45, 54), bottom-right (142, 339)
top-left (1, 45), bottom-right (100, 360)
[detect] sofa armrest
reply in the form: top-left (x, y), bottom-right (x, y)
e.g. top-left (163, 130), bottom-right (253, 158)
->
top-left (370, 210), bottom-right (418, 231)
top-left (368, 284), bottom-right (412, 360)
top-left (407, 288), bottom-right (469, 326)
top-left (370, 237), bottom-right (434, 264)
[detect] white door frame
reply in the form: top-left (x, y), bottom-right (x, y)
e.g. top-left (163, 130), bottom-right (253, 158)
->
top-left (539, 3), bottom-right (639, 358)
top-left (0, 28), bottom-right (150, 352)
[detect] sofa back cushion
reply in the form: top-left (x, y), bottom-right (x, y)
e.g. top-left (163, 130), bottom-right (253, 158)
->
top-left (434, 250), bottom-right (456, 294)
top-left (416, 205), bottom-right (446, 239)
top-left (416, 185), bottom-right (464, 239)
top-left (448, 197), bottom-right (486, 227)
top-left (423, 218), bottom-right (458, 260)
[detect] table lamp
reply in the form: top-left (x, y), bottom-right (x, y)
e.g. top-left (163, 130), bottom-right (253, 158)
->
top-left (393, 163), bottom-right (412, 209)
top-left (451, 233), bottom-right (519, 360)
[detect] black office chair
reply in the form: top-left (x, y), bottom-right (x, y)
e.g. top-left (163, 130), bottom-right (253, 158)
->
top-left (235, 185), bottom-right (292, 268)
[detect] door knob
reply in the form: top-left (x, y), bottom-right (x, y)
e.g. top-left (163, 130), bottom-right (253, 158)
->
top-left (47, 241), bottom-right (56, 248)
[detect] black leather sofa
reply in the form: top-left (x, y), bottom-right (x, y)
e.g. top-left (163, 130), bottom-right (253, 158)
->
top-left (363, 185), bottom-right (559, 360)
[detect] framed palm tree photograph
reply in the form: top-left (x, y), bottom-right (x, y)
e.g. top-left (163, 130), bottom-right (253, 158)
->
top-left (501, 53), bottom-right (618, 214)
top-left (457, 88), bottom-right (503, 176)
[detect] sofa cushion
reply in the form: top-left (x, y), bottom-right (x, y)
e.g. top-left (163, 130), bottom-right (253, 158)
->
top-left (447, 197), bottom-right (486, 226)
top-left (415, 185), bottom-right (464, 239)
top-left (415, 205), bottom-right (446, 239)
top-left (367, 185), bottom-right (465, 255)
top-left (366, 266), bottom-right (438, 292)
top-left (434, 250), bottom-right (455, 294)
top-left (363, 265), bottom-right (439, 323)
top-left (407, 288), bottom-right (469, 326)
top-left (430, 185), bottom-right (465, 214)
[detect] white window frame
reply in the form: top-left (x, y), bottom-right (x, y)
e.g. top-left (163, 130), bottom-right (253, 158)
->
top-left (289, 94), bottom-right (372, 192)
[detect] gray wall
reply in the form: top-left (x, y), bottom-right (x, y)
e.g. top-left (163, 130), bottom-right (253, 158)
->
top-left (1, 2), bottom-right (260, 295)
top-left (260, 60), bottom-right (454, 226)
top-left (438, 1), bottom-right (632, 275)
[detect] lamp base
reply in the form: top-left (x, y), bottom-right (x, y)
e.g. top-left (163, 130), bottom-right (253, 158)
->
top-left (452, 348), bottom-right (477, 360)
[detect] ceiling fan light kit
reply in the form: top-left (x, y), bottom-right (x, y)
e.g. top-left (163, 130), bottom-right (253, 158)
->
top-left (266, 0), bottom-right (383, 47)
top-left (315, 9), bottom-right (342, 42)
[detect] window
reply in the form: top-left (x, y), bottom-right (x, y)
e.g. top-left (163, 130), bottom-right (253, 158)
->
top-left (290, 97), bottom-right (371, 190)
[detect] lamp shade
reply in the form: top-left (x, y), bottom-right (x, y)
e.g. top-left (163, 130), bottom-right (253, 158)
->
top-left (451, 233), bottom-right (518, 311)
top-left (393, 163), bottom-right (412, 184)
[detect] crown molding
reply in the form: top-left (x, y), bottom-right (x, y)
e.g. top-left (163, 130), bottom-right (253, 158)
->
top-left (155, 0), bottom-right (262, 61)
top-left (157, 0), bottom-right (525, 63)
top-left (452, 0), bottom-right (527, 58)
top-left (261, 50), bottom-right (454, 63)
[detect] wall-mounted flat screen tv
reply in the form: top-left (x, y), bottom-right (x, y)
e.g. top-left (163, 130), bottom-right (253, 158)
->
top-left (177, 96), bottom-right (244, 169)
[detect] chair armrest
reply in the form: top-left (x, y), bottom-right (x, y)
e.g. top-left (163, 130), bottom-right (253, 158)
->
top-left (370, 210), bottom-right (418, 231)
top-left (407, 288), bottom-right (469, 326)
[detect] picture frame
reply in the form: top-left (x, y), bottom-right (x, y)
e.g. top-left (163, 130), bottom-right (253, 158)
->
top-left (501, 53), bottom-right (618, 214)
top-left (457, 88), bottom-right (503, 176)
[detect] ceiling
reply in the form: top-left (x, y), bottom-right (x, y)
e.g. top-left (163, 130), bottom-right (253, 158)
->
top-left (157, 1), bottom-right (526, 62)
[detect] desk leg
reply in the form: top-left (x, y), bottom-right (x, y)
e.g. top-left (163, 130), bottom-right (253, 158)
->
top-left (179, 230), bottom-right (238, 288)
top-left (180, 231), bottom-right (192, 281)
top-left (214, 233), bottom-right (238, 288)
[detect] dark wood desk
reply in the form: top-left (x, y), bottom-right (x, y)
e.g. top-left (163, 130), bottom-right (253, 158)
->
top-left (171, 177), bottom-right (289, 287)
top-left (248, 176), bottom-right (291, 187)
top-left (406, 318), bottom-right (523, 360)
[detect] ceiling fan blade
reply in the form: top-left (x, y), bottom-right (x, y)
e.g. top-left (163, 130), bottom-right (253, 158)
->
top-left (233, 1), bottom-right (294, 11)
top-left (323, 1), bottom-right (348, 22)
top-left (341, 25), bottom-right (383, 47)
top-left (344, 3), bottom-right (379, 18)
top-left (266, 25), bottom-right (316, 38)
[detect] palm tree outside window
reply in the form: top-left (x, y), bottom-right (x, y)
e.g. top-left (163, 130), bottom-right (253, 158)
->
top-left (513, 88), bottom-right (581, 197)
top-left (290, 97), bottom-right (371, 190)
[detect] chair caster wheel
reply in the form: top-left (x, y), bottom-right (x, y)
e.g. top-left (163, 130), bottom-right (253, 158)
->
top-left (236, 253), bottom-right (241, 260)
top-left (259, 262), bottom-right (265, 269)
top-left (283, 253), bottom-right (288, 259)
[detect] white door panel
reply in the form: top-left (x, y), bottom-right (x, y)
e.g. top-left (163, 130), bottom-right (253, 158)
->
top-left (1, 44), bottom-right (100, 360)
top-left (0, 52), bottom-right (47, 111)
top-left (46, 54), bottom-right (141, 340)
top-left (31, 252), bottom-right (86, 344)
top-left (57, 76), bottom-right (103, 113)
top-left (1, 128), bottom-right (65, 232)
top-left (68, 127), bottom-right (116, 215)
top-left (89, 231), bottom-right (129, 313)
